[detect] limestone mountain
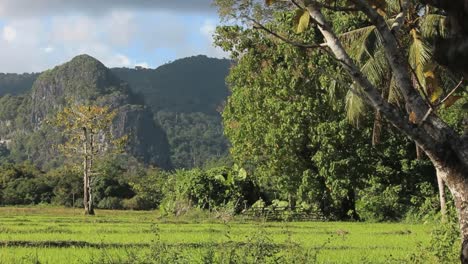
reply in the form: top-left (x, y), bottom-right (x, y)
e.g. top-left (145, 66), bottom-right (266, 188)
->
top-left (0, 55), bottom-right (232, 169)
top-left (112, 55), bottom-right (232, 168)
top-left (0, 55), bottom-right (171, 169)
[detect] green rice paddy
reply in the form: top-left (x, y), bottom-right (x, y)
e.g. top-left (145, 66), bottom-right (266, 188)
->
top-left (0, 207), bottom-right (431, 263)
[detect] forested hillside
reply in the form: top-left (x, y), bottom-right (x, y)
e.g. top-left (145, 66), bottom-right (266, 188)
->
top-left (112, 55), bottom-right (231, 114)
top-left (0, 73), bottom-right (40, 96)
top-left (112, 55), bottom-right (231, 168)
top-left (0, 55), bottom-right (231, 169)
top-left (0, 55), bottom-right (172, 169)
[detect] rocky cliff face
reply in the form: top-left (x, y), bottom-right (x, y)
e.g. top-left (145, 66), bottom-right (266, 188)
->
top-left (5, 54), bottom-right (172, 169)
top-left (31, 54), bottom-right (131, 126)
top-left (113, 104), bottom-right (171, 166)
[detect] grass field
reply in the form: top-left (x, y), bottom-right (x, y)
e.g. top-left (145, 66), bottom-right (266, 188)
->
top-left (0, 207), bottom-right (432, 263)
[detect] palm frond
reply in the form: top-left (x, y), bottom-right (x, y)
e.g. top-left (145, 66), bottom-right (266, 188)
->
top-left (409, 29), bottom-right (432, 89)
top-left (345, 87), bottom-right (366, 125)
top-left (360, 48), bottom-right (389, 87)
top-left (340, 26), bottom-right (378, 64)
top-left (420, 14), bottom-right (448, 39)
top-left (388, 75), bottom-right (404, 107)
top-left (385, 0), bottom-right (401, 14)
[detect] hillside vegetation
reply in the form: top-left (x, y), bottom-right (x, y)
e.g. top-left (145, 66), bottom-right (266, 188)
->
top-left (0, 55), bottom-right (231, 169)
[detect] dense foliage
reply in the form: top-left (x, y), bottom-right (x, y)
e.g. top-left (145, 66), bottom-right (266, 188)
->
top-left (213, 9), bottom-right (444, 221)
top-left (0, 43), bottom-right (459, 223)
top-left (156, 111), bottom-right (229, 168)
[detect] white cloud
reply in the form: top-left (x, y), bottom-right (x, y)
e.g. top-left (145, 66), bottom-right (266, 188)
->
top-left (51, 16), bottom-right (96, 43)
top-left (200, 19), bottom-right (229, 59)
top-left (113, 54), bottom-right (131, 67)
top-left (0, 12), bottom-right (141, 72)
top-left (43, 45), bottom-right (54, 53)
top-left (200, 19), bottom-right (216, 37)
top-left (0, 9), bottom-right (227, 73)
top-left (2, 25), bottom-right (16, 42)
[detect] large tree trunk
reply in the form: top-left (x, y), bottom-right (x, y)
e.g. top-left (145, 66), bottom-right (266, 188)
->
top-left (436, 171), bottom-right (447, 222)
top-left (83, 128), bottom-right (94, 215)
top-left (417, 144), bottom-right (447, 220)
top-left (372, 110), bottom-right (383, 146)
top-left (431, 159), bottom-right (468, 263)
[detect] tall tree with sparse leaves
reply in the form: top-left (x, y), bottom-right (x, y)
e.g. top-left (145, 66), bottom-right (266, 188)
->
top-left (53, 104), bottom-right (119, 215)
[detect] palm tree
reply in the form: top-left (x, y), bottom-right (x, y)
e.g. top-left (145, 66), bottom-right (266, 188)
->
top-left (336, 1), bottom-right (456, 219)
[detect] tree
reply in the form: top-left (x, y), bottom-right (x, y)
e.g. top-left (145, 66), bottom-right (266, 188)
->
top-left (54, 104), bottom-right (119, 215)
top-left (215, 0), bottom-right (468, 261)
top-left (216, 14), bottom-right (436, 220)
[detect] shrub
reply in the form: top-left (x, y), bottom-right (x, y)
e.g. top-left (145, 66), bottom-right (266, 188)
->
top-left (159, 166), bottom-right (259, 216)
top-left (356, 183), bottom-right (406, 222)
top-left (122, 196), bottom-right (156, 210)
top-left (97, 197), bottom-right (123, 210)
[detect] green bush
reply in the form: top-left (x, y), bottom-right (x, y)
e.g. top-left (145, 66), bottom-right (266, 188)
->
top-left (122, 196), bottom-right (157, 210)
top-left (97, 197), bottom-right (123, 210)
top-left (128, 168), bottom-right (169, 210)
top-left (356, 183), bottom-right (406, 222)
top-left (405, 182), bottom-right (439, 222)
top-left (159, 166), bottom-right (260, 215)
top-left (0, 163), bottom-right (54, 205)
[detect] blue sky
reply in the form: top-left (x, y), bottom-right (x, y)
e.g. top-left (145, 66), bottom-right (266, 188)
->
top-left (0, 0), bottom-right (228, 73)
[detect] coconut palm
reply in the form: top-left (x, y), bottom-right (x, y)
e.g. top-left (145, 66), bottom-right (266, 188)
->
top-left (335, 0), bottom-right (456, 219)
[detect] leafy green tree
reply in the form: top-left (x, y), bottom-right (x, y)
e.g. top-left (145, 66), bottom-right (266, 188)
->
top-left (215, 13), bottom-right (432, 219)
top-left (48, 166), bottom-right (82, 207)
top-left (0, 162), bottom-right (54, 205)
top-left (160, 166), bottom-right (259, 215)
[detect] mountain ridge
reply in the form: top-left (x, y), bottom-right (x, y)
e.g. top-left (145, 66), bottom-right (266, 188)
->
top-left (0, 54), bottom-right (172, 169)
top-left (0, 54), bottom-right (231, 169)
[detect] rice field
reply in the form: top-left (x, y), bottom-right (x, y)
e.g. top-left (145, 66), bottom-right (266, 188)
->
top-left (0, 207), bottom-right (431, 263)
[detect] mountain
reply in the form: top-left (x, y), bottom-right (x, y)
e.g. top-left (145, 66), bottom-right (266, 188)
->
top-left (0, 55), bottom-right (232, 169)
top-left (0, 73), bottom-right (39, 96)
top-left (112, 55), bottom-right (232, 168)
top-left (112, 55), bottom-right (231, 114)
top-left (0, 55), bottom-right (172, 169)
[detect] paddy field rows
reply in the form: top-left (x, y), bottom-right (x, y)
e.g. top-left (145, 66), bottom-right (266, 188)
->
top-left (0, 207), bottom-right (431, 263)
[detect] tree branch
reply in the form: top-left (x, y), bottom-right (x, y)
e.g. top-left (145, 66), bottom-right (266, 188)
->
top-left (317, 0), bottom-right (468, 166)
top-left (436, 78), bottom-right (465, 108)
top-left (303, 1), bottom-right (449, 153)
top-left (317, 3), bottom-right (359, 12)
top-left (350, 0), bottom-right (428, 117)
top-left (245, 16), bottom-right (328, 50)
top-left (390, 0), bottom-right (409, 33)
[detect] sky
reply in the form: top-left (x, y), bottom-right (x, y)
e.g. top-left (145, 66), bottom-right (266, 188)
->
top-left (0, 0), bottom-right (229, 73)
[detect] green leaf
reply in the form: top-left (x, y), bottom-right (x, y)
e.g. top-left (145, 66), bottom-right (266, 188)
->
top-left (238, 168), bottom-right (247, 180)
top-left (295, 9), bottom-right (310, 34)
top-left (214, 174), bottom-right (226, 182)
